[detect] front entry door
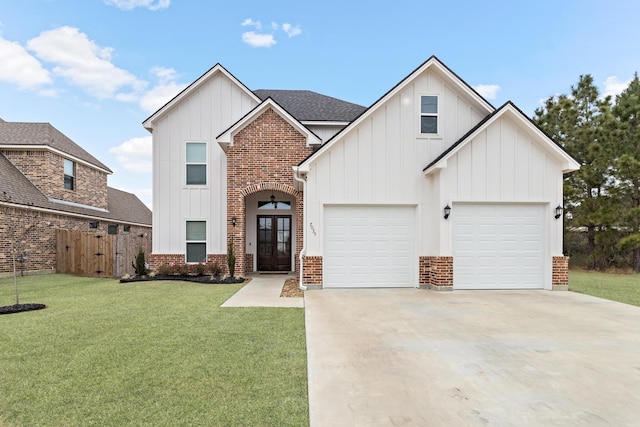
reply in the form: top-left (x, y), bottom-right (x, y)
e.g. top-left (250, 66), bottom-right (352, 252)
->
top-left (257, 215), bottom-right (292, 271)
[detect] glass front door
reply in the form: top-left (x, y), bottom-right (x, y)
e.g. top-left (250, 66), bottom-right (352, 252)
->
top-left (257, 215), bottom-right (291, 271)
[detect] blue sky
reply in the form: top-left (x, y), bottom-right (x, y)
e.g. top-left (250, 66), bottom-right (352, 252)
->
top-left (1, 0), bottom-right (639, 208)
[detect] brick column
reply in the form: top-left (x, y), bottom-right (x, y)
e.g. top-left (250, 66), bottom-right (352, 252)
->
top-left (419, 256), bottom-right (453, 291)
top-left (552, 256), bottom-right (569, 291)
top-left (303, 256), bottom-right (323, 287)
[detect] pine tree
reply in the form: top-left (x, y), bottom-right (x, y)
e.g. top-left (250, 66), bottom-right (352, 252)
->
top-left (534, 75), bottom-right (617, 269)
top-left (612, 73), bottom-right (640, 271)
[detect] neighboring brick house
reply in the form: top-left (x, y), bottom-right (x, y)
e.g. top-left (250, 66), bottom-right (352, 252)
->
top-left (143, 56), bottom-right (579, 290)
top-left (0, 118), bottom-right (152, 275)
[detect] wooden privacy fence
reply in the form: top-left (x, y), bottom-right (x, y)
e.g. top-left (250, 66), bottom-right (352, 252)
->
top-left (56, 230), bottom-right (151, 277)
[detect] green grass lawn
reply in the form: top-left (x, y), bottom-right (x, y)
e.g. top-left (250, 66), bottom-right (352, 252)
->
top-left (569, 269), bottom-right (640, 307)
top-left (0, 274), bottom-right (308, 426)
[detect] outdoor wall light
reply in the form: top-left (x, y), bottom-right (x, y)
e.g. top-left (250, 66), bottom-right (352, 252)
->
top-left (89, 221), bottom-right (99, 229)
top-left (231, 216), bottom-right (237, 227)
top-left (444, 204), bottom-right (451, 220)
top-left (555, 205), bottom-right (563, 219)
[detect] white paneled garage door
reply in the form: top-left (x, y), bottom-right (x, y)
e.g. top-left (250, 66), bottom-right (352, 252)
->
top-left (453, 204), bottom-right (546, 289)
top-left (324, 205), bottom-right (416, 288)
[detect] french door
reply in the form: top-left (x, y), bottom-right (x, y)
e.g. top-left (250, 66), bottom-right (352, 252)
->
top-left (257, 215), bottom-right (291, 271)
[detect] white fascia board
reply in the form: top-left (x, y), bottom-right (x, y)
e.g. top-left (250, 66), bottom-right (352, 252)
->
top-left (217, 99), bottom-right (321, 151)
top-left (142, 64), bottom-right (261, 131)
top-left (0, 144), bottom-right (112, 175)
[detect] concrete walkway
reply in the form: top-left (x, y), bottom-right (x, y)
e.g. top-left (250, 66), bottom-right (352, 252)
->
top-left (305, 289), bottom-right (640, 426)
top-left (220, 273), bottom-right (304, 308)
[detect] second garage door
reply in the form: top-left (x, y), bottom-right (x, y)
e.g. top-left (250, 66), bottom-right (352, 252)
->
top-left (453, 203), bottom-right (546, 289)
top-left (324, 205), bottom-right (416, 288)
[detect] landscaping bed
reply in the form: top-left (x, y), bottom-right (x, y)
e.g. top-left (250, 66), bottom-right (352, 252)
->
top-left (120, 274), bottom-right (245, 284)
top-left (0, 303), bottom-right (47, 315)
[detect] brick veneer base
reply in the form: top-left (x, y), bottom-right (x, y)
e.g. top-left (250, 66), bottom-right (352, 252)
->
top-left (303, 256), bottom-right (323, 286)
top-left (419, 256), bottom-right (454, 291)
top-left (149, 253), bottom-right (230, 275)
top-left (552, 256), bottom-right (569, 291)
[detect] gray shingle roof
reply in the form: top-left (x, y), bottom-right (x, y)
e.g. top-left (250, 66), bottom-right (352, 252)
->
top-left (0, 121), bottom-right (112, 172)
top-left (0, 152), bottom-right (150, 225)
top-left (253, 90), bottom-right (366, 122)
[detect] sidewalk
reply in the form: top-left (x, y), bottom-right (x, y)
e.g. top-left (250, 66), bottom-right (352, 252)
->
top-left (220, 273), bottom-right (304, 308)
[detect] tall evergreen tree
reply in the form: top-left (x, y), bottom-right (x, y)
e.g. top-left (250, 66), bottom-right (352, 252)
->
top-left (534, 75), bottom-right (617, 269)
top-left (612, 73), bottom-right (640, 271)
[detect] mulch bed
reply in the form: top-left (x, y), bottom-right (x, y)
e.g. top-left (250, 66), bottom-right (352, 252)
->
top-left (0, 303), bottom-right (47, 315)
top-left (280, 278), bottom-right (304, 298)
top-left (120, 275), bottom-right (246, 284)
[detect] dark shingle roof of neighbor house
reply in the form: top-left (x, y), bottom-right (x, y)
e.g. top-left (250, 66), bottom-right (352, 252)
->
top-left (0, 152), bottom-right (151, 225)
top-left (253, 90), bottom-right (366, 122)
top-left (0, 120), bottom-right (112, 173)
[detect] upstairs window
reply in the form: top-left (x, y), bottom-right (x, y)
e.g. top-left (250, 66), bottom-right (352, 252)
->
top-left (186, 221), bottom-right (206, 263)
top-left (64, 159), bottom-right (75, 190)
top-left (186, 142), bottom-right (207, 185)
top-left (420, 95), bottom-right (438, 134)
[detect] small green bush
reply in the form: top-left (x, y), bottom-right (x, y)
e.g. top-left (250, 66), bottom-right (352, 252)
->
top-left (156, 263), bottom-right (173, 276)
top-left (227, 237), bottom-right (236, 278)
top-left (132, 250), bottom-right (149, 276)
top-left (190, 263), bottom-right (206, 276)
top-left (209, 262), bottom-right (222, 277)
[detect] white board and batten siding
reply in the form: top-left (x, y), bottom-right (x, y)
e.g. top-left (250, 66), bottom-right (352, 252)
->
top-left (152, 72), bottom-right (259, 255)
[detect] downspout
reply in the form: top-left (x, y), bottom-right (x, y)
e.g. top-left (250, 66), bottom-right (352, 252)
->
top-left (292, 166), bottom-right (308, 291)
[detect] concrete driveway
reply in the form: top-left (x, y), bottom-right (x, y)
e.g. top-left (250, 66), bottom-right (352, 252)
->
top-left (305, 289), bottom-right (640, 426)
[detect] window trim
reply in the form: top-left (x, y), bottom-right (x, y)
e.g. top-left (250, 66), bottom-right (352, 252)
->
top-left (186, 220), bottom-right (207, 264)
top-left (64, 158), bottom-right (75, 191)
top-left (185, 141), bottom-right (208, 186)
top-left (419, 94), bottom-right (440, 136)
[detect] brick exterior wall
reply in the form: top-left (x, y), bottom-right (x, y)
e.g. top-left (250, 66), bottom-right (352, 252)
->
top-left (303, 256), bottom-right (323, 284)
top-left (0, 205), bottom-right (150, 276)
top-left (552, 255), bottom-right (569, 290)
top-left (419, 256), bottom-right (454, 290)
top-left (2, 149), bottom-right (108, 209)
top-left (226, 108), bottom-right (314, 277)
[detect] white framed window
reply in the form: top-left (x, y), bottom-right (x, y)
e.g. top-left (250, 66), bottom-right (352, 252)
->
top-left (420, 95), bottom-right (438, 134)
top-left (64, 159), bottom-right (75, 190)
top-left (186, 220), bottom-right (206, 263)
top-left (186, 142), bottom-right (207, 185)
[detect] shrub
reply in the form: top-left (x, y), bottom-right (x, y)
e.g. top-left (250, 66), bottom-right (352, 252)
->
top-left (227, 237), bottom-right (236, 278)
top-left (156, 263), bottom-right (173, 276)
top-left (132, 250), bottom-right (149, 276)
top-left (209, 262), bottom-right (222, 277)
top-left (175, 263), bottom-right (189, 277)
top-left (190, 263), bottom-right (206, 276)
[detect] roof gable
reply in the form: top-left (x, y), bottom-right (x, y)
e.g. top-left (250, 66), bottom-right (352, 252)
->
top-left (217, 97), bottom-right (321, 151)
top-left (423, 101), bottom-right (581, 175)
top-left (298, 55), bottom-right (495, 170)
top-left (142, 64), bottom-right (261, 131)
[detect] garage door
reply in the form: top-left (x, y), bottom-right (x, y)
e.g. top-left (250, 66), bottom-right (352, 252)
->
top-left (324, 206), bottom-right (416, 288)
top-left (453, 204), bottom-right (545, 289)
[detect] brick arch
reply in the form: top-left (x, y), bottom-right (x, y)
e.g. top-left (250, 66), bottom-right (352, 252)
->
top-left (240, 182), bottom-right (301, 199)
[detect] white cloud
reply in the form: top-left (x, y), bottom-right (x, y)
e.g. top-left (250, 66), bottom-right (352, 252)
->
top-left (26, 26), bottom-right (145, 99)
top-left (473, 84), bottom-right (500, 100)
top-left (138, 66), bottom-right (187, 113)
top-left (241, 18), bottom-right (262, 30)
top-left (109, 136), bottom-right (152, 173)
top-left (104, 0), bottom-right (170, 10)
top-left (603, 76), bottom-right (630, 98)
top-left (282, 23), bottom-right (302, 37)
top-left (242, 31), bottom-right (277, 48)
top-left (0, 37), bottom-right (51, 89)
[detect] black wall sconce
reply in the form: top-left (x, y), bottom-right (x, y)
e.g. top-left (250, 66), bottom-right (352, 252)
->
top-left (89, 221), bottom-right (99, 229)
top-left (444, 204), bottom-right (451, 220)
top-left (231, 216), bottom-right (237, 227)
top-left (555, 205), bottom-right (563, 219)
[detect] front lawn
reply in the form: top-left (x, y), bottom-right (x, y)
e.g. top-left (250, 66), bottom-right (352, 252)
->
top-left (0, 274), bottom-right (308, 426)
top-left (569, 270), bottom-right (640, 307)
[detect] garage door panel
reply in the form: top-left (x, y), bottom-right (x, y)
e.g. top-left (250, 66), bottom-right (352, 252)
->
top-left (454, 204), bottom-right (545, 290)
top-left (324, 206), bottom-right (416, 288)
